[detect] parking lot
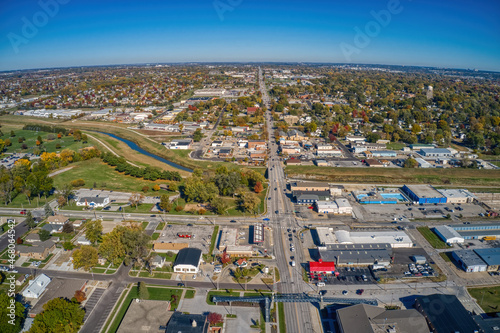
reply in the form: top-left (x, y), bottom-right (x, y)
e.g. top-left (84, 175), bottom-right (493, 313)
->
top-left (309, 267), bottom-right (376, 286)
top-left (156, 223), bottom-right (215, 252)
top-left (75, 189), bottom-right (158, 204)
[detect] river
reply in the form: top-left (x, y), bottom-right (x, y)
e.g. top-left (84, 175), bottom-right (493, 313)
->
top-left (96, 132), bottom-right (193, 173)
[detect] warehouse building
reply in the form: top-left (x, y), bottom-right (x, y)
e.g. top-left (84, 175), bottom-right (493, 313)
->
top-left (419, 148), bottom-right (452, 158)
top-left (437, 189), bottom-right (477, 204)
top-left (451, 250), bottom-right (487, 272)
top-left (318, 243), bottom-right (392, 267)
top-left (315, 199), bottom-right (352, 214)
top-left (451, 223), bottom-right (500, 240)
top-left (474, 248), bottom-right (500, 271)
top-left (293, 190), bottom-right (330, 204)
top-left (402, 184), bottom-right (447, 204)
top-left (433, 225), bottom-right (465, 244)
top-left (334, 230), bottom-right (413, 248)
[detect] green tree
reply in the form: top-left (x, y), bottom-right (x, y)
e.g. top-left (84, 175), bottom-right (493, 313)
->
top-left (0, 293), bottom-right (25, 333)
top-left (193, 128), bottom-right (203, 142)
top-left (38, 229), bottom-right (51, 242)
top-left (58, 183), bottom-right (74, 206)
top-left (239, 192), bottom-right (261, 214)
top-left (159, 194), bottom-right (172, 212)
top-left (44, 203), bottom-right (54, 217)
top-left (25, 210), bottom-right (36, 229)
top-left (72, 246), bottom-right (98, 271)
top-left (138, 282), bottom-right (149, 300)
top-left (85, 219), bottom-right (103, 244)
top-left (210, 197), bottom-right (228, 215)
top-left (404, 158), bottom-right (418, 168)
top-left (29, 298), bottom-right (85, 333)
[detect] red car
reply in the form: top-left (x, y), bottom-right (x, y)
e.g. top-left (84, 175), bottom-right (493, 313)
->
top-left (356, 289), bottom-right (364, 295)
top-left (20, 209), bottom-right (27, 215)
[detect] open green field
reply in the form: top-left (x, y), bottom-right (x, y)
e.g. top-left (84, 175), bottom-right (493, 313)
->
top-left (386, 142), bottom-right (406, 150)
top-left (52, 158), bottom-right (179, 195)
top-left (417, 227), bottom-right (451, 249)
top-left (286, 165), bottom-right (500, 186)
top-left (0, 125), bottom-right (96, 155)
top-left (468, 285), bottom-right (500, 314)
top-left (0, 115), bottom-right (237, 172)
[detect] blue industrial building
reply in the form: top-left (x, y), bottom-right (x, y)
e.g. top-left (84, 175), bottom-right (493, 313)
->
top-left (402, 185), bottom-right (447, 204)
top-left (450, 223), bottom-right (500, 240)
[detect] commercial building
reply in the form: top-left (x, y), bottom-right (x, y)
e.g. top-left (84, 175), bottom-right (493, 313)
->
top-left (315, 199), bottom-right (352, 214)
top-left (22, 274), bottom-right (51, 299)
top-left (450, 223), bottom-right (500, 240)
top-left (334, 230), bottom-right (413, 248)
top-left (225, 245), bottom-right (253, 258)
top-left (318, 244), bottom-right (392, 267)
top-left (293, 190), bottom-right (330, 204)
top-left (433, 225), bottom-right (465, 244)
top-left (117, 300), bottom-right (172, 333)
top-left (452, 250), bottom-right (487, 272)
top-left (474, 248), bottom-right (500, 271)
top-left (364, 150), bottom-right (397, 158)
top-left (415, 157), bottom-right (432, 168)
top-left (315, 227), bottom-right (337, 246)
top-left (437, 189), bottom-right (477, 203)
top-left (173, 248), bottom-right (202, 274)
top-left (402, 185), bottom-right (447, 204)
top-left (153, 242), bottom-right (189, 253)
top-left (252, 224), bottom-right (264, 244)
top-left (168, 139), bottom-right (192, 150)
top-left (414, 294), bottom-right (480, 333)
top-left (419, 148), bottom-right (452, 158)
top-left (218, 227), bottom-right (238, 251)
top-left (291, 181), bottom-right (330, 192)
top-left (76, 196), bottom-right (110, 208)
top-left (336, 304), bottom-right (428, 333)
top-left (165, 312), bottom-right (210, 333)
top-left (309, 259), bottom-right (336, 274)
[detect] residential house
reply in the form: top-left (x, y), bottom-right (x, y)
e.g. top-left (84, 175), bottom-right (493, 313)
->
top-left (22, 274), bottom-right (51, 299)
top-left (16, 240), bottom-right (56, 260)
top-left (42, 224), bottom-right (63, 234)
top-left (46, 215), bottom-right (69, 225)
top-left (151, 255), bottom-right (166, 269)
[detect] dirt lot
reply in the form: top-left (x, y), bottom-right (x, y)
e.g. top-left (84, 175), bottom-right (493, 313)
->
top-left (158, 223), bottom-right (215, 252)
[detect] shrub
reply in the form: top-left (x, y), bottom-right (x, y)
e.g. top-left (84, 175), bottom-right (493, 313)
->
top-left (70, 179), bottom-right (85, 187)
top-left (175, 205), bottom-right (184, 212)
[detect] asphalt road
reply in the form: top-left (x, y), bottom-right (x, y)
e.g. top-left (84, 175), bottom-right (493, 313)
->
top-left (0, 218), bottom-right (28, 254)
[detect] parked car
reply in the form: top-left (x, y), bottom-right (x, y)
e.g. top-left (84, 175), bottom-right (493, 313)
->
top-left (342, 290), bottom-right (348, 295)
top-left (356, 289), bottom-right (364, 295)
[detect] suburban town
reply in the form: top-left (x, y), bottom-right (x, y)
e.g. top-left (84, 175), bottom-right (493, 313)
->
top-left (0, 1), bottom-right (500, 332)
top-left (0, 63), bottom-right (499, 333)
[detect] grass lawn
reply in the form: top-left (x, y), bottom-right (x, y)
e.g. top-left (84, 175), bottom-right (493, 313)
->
top-left (156, 222), bottom-right (165, 231)
top-left (0, 193), bottom-right (54, 208)
top-left (52, 158), bottom-right (179, 194)
top-left (151, 233), bottom-right (160, 240)
top-left (184, 290), bottom-right (196, 299)
top-left (157, 252), bottom-right (177, 262)
top-left (285, 165), bottom-right (500, 186)
top-left (386, 142), bottom-right (406, 150)
top-left (440, 252), bottom-right (453, 262)
top-left (278, 302), bottom-right (286, 333)
top-left (417, 227), bottom-right (451, 249)
top-left (91, 268), bottom-right (106, 273)
top-left (206, 290), bottom-right (240, 305)
top-left (0, 128), bottom-right (96, 155)
top-left (468, 285), bottom-right (500, 314)
top-left (208, 225), bottom-right (219, 255)
top-left (138, 271), bottom-right (172, 279)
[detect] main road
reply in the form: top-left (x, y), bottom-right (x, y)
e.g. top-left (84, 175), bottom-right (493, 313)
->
top-left (259, 67), bottom-right (317, 333)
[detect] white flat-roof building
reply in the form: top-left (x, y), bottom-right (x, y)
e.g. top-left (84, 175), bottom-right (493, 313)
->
top-left (316, 201), bottom-right (339, 214)
top-left (218, 228), bottom-right (238, 251)
top-left (452, 250), bottom-right (487, 273)
top-left (335, 230), bottom-right (413, 248)
top-left (336, 198), bottom-right (353, 215)
top-left (22, 274), bottom-right (51, 298)
top-left (437, 189), bottom-right (477, 204)
top-left (316, 227), bottom-right (337, 245)
top-left (433, 225), bottom-right (465, 244)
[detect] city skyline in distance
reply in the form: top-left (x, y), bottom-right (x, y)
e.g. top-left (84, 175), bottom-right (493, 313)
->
top-left (0, 0), bottom-right (499, 72)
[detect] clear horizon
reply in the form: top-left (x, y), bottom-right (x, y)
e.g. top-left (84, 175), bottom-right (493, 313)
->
top-left (1, 0), bottom-right (499, 72)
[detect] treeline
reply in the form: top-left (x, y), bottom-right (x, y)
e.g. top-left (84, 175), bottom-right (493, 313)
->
top-left (23, 124), bottom-right (70, 136)
top-left (101, 152), bottom-right (182, 181)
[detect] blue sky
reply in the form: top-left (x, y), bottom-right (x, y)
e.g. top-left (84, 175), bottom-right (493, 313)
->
top-left (0, 0), bottom-right (499, 71)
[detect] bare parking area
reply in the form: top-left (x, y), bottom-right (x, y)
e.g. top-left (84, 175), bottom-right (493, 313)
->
top-left (157, 223), bottom-right (215, 252)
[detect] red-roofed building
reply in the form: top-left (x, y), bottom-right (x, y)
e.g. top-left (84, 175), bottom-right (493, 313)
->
top-left (247, 107), bottom-right (258, 115)
top-left (309, 259), bottom-right (335, 274)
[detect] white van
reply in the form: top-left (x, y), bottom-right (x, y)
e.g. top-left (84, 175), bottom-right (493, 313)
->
top-left (291, 261), bottom-right (296, 267)
top-left (317, 282), bottom-right (325, 287)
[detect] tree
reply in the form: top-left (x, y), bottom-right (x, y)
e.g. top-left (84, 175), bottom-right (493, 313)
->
top-left (16, 237), bottom-right (23, 244)
top-left (159, 194), bottom-right (172, 212)
top-left (193, 128), bottom-right (203, 142)
top-left (73, 290), bottom-right (86, 303)
top-left (404, 158), bottom-right (418, 168)
top-left (99, 227), bottom-right (126, 265)
top-left (38, 229), bottom-right (51, 242)
top-left (62, 223), bottom-right (74, 234)
top-left (44, 203), bottom-right (54, 217)
top-left (72, 246), bottom-right (98, 271)
top-left (152, 184), bottom-right (160, 191)
top-left (138, 282), bottom-right (149, 300)
top-left (58, 183), bottom-right (74, 205)
top-left (129, 192), bottom-right (145, 210)
top-left (207, 312), bottom-right (223, 326)
top-left (239, 192), bottom-right (261, 214)
top-left (63, 241), bottom-right (75, 251)
top-left (85, 219), bottom-right (103, 244)
top-left (169, 183), bottom-right (178, 192)
top-left (29, 298), bottom-right (85, 333)
top-left (141, 186), bottom-right (149, 193)
top-left (25, 210), bottom-right (36, 229)
top-left (57, 195), bottom-right (67, 207)
top-left (0, 293), bottom-right (25, 333)
top-left (210, 197), bottom-right (228, 215)
top-left (254, 181), bottom-right (264, 193)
